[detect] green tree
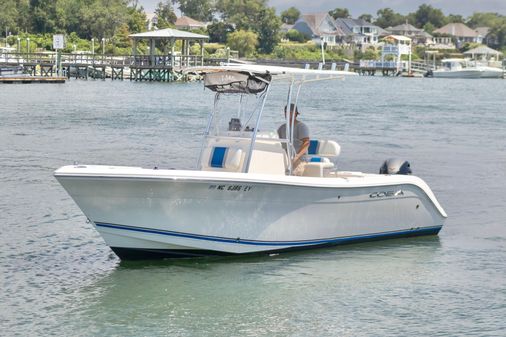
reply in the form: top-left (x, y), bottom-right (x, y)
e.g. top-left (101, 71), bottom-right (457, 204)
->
top-left (207, 21), bottom-right (235, 43)
top-left (216, 0), bottom-right (265, 30)
top-left (467, 12), bottom-right (503, 28)
top-left (256, 7), bottom-right (280, 53)
top-left (329, 8), bottom-right (350, 19)
top-left (489, 22), bottom-right (506, 47)
top-left (216, 0), bottom-right (280, 53)
top-left (0, 0), bottom-right (19, 36)
top-left (412, 4), bottom-right (447, 28)
top-left (447, 14), bottom-right (465, 23)
top-left (173, 0), bottom-right (214, 22)
top-left (115, 23), bottom-right (132, 49)
top-left (15, 0), bottom-right (31, 34)
top-left (56, 0), bottom-right (84, 35)
top-left (127, 3), bottom-right (147, 33)
top-left (375, 8), bottom-right (406, 28)
top-left (227, 29), bottom-right (258, 57)
top-left (285, 29), bottom-right (307, 42)
top-left (358, 14), bottom-right (373, 23)
top-left (30, 0), bottom-right (57, 33)
top-left (423, 22), bottom-right (436, 34)
top-left (155, 0), bottom-right (177, 28)
top-left (280, 7), bottom-right (300, 24)
top-left (84, 0), bottom-right (129, 39)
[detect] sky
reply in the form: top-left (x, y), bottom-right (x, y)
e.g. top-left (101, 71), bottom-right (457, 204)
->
top-left (139, 0), bottom-right (506, 16)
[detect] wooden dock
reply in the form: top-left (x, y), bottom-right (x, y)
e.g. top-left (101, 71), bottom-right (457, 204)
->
top-left (0, 76), bottom-right (66, 84)
top-left (0, 52), bottom-right (205, 82)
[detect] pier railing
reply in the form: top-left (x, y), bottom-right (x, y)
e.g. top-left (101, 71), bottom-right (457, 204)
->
top-left (0, 52), bottom-right (204, 68)
top-left (359, 60), bottom-right (399, 69)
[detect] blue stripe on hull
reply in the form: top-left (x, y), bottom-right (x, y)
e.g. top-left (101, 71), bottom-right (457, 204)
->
top-left (95, 222), bottom-right (442, 247)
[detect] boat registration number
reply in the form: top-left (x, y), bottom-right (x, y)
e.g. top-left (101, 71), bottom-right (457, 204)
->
top-left (208, 184), bottom-right (253, 192)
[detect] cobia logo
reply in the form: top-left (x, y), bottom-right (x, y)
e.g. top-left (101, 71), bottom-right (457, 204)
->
top-left (369, 190), bottom-right (404, 198)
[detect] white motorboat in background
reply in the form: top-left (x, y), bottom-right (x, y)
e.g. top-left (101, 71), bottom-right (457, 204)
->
top-left (55, 65), bottom-right (447, 259)
top-left (430, 58), bottom-right (483, 78)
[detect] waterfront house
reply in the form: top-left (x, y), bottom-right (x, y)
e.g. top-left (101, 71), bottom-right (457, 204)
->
top-left (292, 13), bottom-right (345, 46)
top-left (385, 23), bottom-right (433, 45)
top-left (334, 18), bottom-right (385, 45)
top-left (175, 16), bottom-right (207, 30)
top-left (433, 23), bottom-right (483, 47)
top-left (474, 27), bottom-right (496, 46)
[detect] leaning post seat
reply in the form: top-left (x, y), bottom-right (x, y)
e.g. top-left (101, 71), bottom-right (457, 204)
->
top-left (307, 140), bottom-right (341, 159)
top-left (300, 140), bottom-right (341, 177)
top-left (301, 156), bottom-right (335, 177)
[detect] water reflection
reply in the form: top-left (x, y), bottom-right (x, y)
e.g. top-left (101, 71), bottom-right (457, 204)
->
top-left (68, 236), bottom-right (442, 336)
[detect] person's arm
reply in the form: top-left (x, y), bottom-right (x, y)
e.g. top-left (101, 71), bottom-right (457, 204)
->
top-left (293, 137), bottom-right (309, 163)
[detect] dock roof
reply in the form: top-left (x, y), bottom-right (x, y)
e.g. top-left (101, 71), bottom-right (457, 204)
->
top-left (129, 28), bottom-right (209, 40)
top-left (463, 45), bottom-right (502, 56)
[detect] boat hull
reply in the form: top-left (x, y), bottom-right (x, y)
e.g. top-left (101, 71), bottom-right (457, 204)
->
top-left (55, 165), bottom-right (446, 259)
top-left (432, 69), bottom-right (483, 78)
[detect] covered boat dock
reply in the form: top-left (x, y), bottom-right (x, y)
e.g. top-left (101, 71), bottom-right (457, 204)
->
top-left (463, 45), bottom-right (502, 61)
top-left (129, 28), bottom-right (209, 81)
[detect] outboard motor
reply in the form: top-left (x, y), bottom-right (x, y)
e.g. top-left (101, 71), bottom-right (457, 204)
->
top-left (380, 158), bottom-right (412, 175)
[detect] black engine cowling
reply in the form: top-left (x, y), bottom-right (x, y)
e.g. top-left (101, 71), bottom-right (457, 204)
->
top-left (379, 158), bottom-right (412, 175)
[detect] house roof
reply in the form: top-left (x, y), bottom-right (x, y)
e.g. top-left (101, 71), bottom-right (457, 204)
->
top-left (463, 45), bottom-right (502, 56)
top-left (387, 23), bottom-right (423, 33)
top-left (175, 16), bottom-right (206, 28)
top-left (335, 18), bottom-right (386, 36)
top-left (129, 28), bottom-right (209, 40)
top-left (433, 23), bottom-right (479, 37)
top-left (298, 13), bottom-right (345, 36)
top-left (474, 27), bottom-right (490, 37)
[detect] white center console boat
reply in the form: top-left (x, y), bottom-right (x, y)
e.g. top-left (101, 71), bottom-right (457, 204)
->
top-left (55, 65), bottom-right (447, 259)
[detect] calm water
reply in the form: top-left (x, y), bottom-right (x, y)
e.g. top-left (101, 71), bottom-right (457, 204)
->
top-left (1, 77), bottom-right (505, 336)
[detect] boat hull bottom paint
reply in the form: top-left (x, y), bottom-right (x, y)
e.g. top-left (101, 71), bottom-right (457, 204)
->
top-left (110, 226), bottom-right (442, 260)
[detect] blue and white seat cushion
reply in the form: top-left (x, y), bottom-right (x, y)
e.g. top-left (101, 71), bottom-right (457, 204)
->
top-left (210, 147), bottom-right (228, 168)
top-left (209, 146), bottom-right (243, 170)
top-left (306, 140), bottom-right (341, 159)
